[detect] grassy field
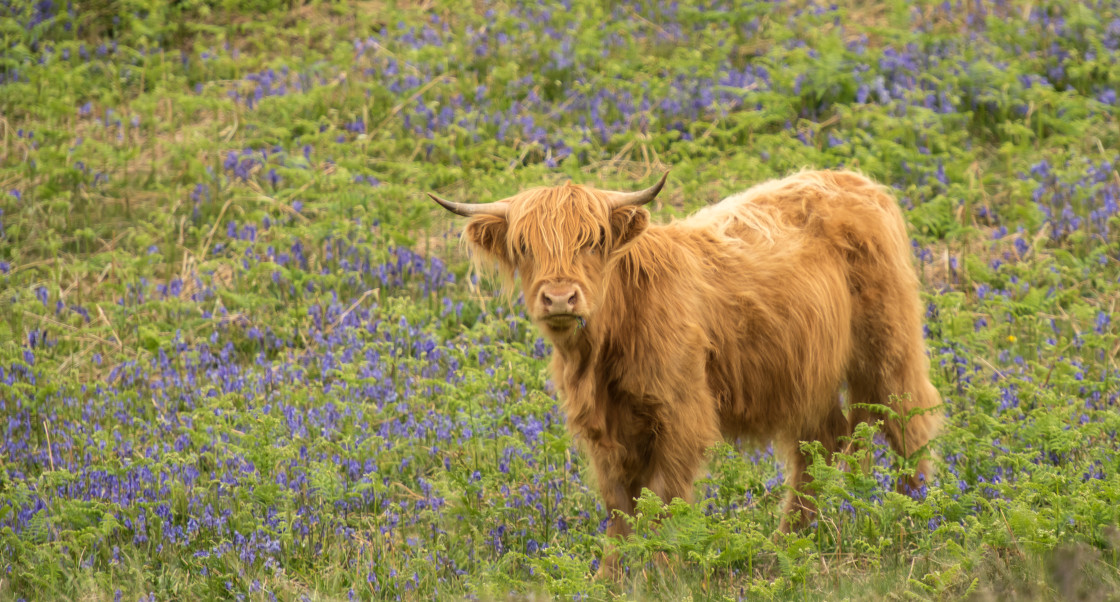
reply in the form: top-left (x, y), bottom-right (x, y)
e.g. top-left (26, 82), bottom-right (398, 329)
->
top-left (2, 0), bottom-right (1120, 599)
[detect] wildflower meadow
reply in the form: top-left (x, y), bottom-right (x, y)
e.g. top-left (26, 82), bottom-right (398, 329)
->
top-left (1, 0), bottom-right (1119, 599)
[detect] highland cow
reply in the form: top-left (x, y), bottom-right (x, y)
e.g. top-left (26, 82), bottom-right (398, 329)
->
top-left (430, 170), bottom-right (942, 570)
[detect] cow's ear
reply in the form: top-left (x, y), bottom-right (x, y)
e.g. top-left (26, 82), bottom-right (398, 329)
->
top-left (608, 206), bottom-right (649, 254)
top-left (464, 215), bottom-right (511, 264)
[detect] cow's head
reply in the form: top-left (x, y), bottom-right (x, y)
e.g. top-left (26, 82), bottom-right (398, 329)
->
top-left (429, 175), bottom-right (666, 335)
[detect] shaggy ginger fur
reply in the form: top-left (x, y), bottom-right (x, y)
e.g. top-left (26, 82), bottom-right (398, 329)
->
top-left (435, 170), bottom-right (942, 568)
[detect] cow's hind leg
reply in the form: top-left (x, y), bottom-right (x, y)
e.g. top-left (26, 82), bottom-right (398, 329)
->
top-left (778, 400), bottom-right (849, 532)
top-left (842, 188), bottom-right (944, 494)
top-left (847, 346), bottom-right (943, 495)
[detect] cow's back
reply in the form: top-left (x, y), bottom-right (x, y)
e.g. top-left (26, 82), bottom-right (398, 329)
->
top-left (688, 171), bottom-right (906, 251)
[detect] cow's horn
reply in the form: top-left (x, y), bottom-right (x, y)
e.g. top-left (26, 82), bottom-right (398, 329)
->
top-left (605, 172), bottom-right (668, 209)
top-left (427, 193), bottom-right (509, 218)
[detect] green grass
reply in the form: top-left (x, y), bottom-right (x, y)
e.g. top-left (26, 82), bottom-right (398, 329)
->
top-left (1, 0), bottom-right (1119, 599)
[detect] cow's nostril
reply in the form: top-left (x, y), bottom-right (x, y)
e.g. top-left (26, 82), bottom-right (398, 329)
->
top-left (541, 286), bottom-right (579, 313)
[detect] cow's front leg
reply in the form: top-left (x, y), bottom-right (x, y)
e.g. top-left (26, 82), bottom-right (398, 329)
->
top-left (626, 409), bottom-right (718, 572)
top-left (645, 452), bottom-right (701, 506)
top-left (645, 388), bottom-right (722, 506)
top-left (589, 444), bottom-right (637, 579)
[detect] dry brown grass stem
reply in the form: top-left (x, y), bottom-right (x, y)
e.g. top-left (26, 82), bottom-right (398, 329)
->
top-left (325, 289), bottom-right (380, 335)
top-left (96, 304), bottom-right (124, 350)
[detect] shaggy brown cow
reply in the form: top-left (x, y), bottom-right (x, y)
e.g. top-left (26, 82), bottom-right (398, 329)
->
top-left (430, 170), bottom-right (942, 567)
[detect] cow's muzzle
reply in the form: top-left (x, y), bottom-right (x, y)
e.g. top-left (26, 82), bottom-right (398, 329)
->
top-left (537, 283), bottom-right (586, 327)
